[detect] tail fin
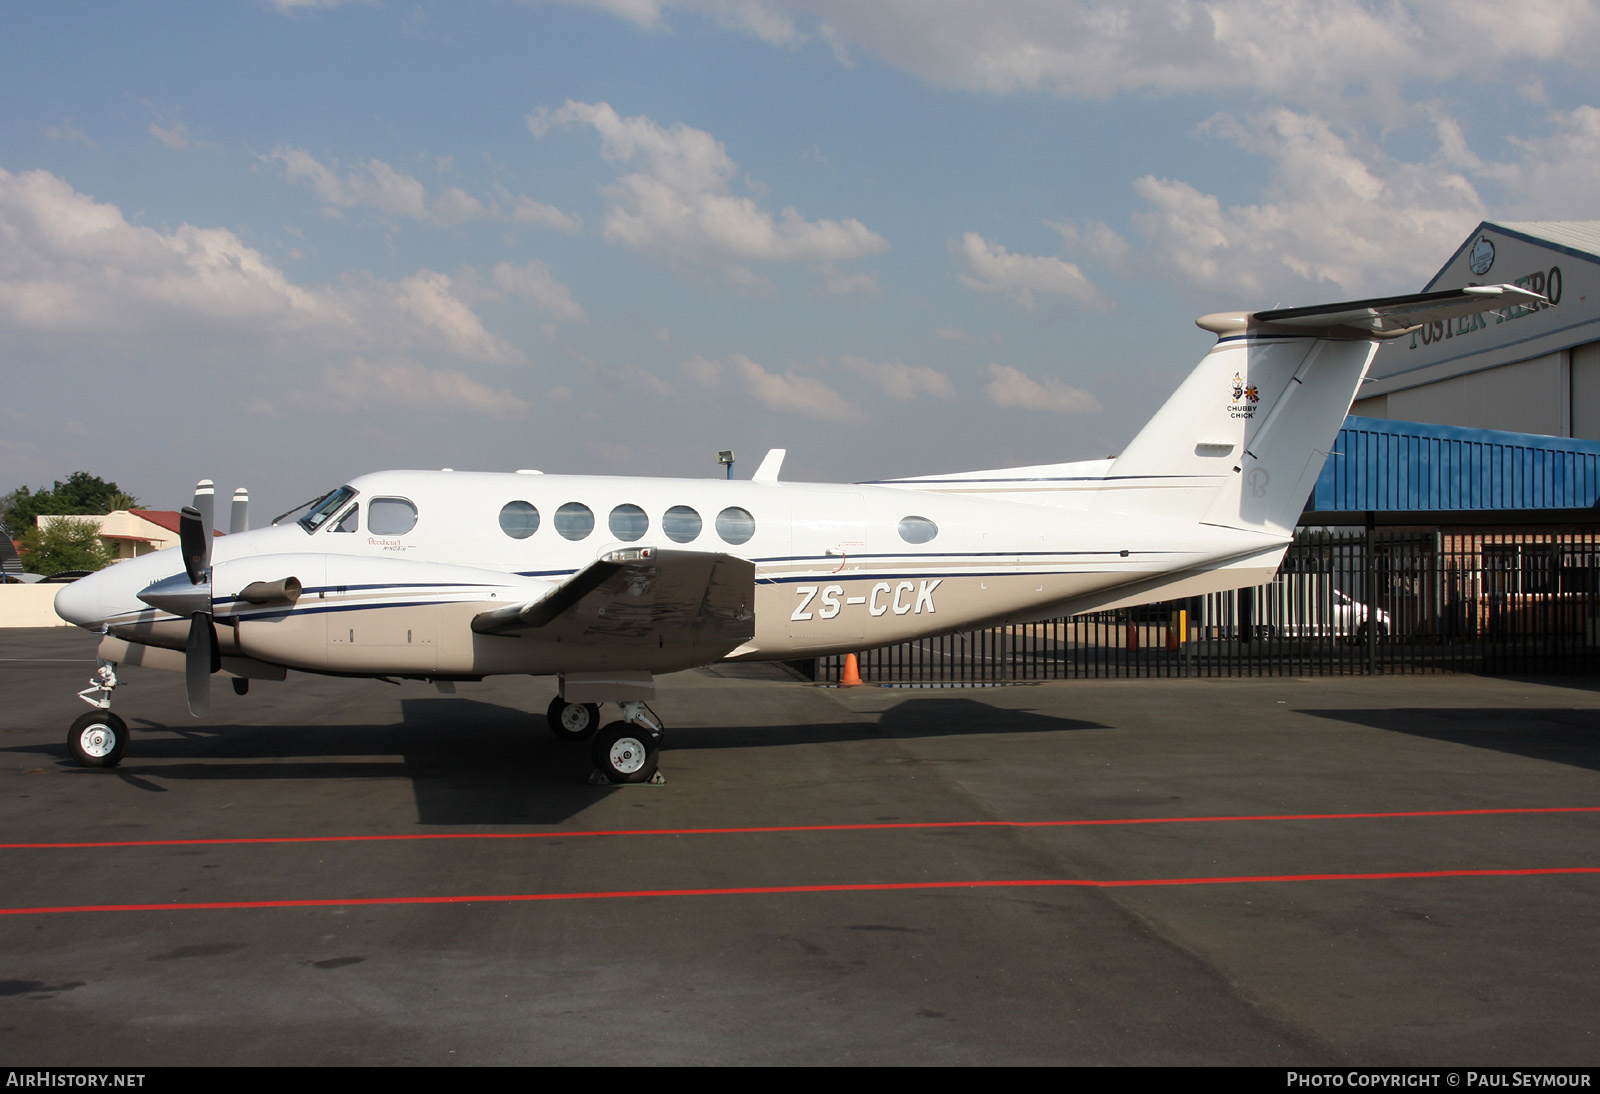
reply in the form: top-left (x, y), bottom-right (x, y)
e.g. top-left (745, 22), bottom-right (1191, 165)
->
top-left (1096, 285), bottom-right (1544, 535)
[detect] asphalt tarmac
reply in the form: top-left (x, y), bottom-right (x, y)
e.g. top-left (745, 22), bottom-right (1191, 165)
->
top-left (2, 626), bottom-right (1599, 1066)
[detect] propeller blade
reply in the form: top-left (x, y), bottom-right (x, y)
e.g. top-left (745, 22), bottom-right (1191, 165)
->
top-left (192, 480), bottom-right (215, 539)
top-left (184, 612), bottom-right (218, 718)
top-left (229, 488), bottom-right (250, 535)
top-left (179, 505), bottom-right (211, 586)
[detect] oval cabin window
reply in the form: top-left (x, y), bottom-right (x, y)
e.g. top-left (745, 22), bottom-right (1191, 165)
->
top-left (663, 505), bottom-right (702, 543)
top-left (716, 506), bottom-right (756, 545)
top-left (608, 504), bottom-right (649, 542)
top-left (555, 502), bottom-right (595, 541)
top-left (499, 501), bottom-right (540, 540)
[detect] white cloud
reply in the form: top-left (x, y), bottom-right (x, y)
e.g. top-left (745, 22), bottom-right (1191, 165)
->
top-left (570, 0), bottom-right (802, 43)
top-left (684, 353), bottom-right (866, 422)
top-left (269, 146), bottom-right (431, 218)
top-left (953, 232), bottom-right (1108, 310)
top-left (1130, 109), bottom-right (1487, 295)
top-left (45, 121), bottom-right (93, 148)
top-left (819, 264), bottom-right (880, 296)
top-left (573, 1), bottom-right (1600, 109)
top-left (149, 123), bottom-right (192, 152)
top-left (1471, 104), bottom-right (1600, 220)
top-left (497, 187), bottom-right (582, 232)
top-left (433, 186), bottom-right (487, 223)
top-left (934, 326), bottom-right (971, 343)
top-left (839, 356), bottom-right (954, 401)
top-left (528, 100), bottom-right (886, 266)
top-left (267, 147), bottom-right (577, 230)
top-left (0, 166), bottom-right (517, 364)
top-left (492, 260), bottom-right (586, 322)
top-left (1049, 218), bottom-right (1129, 266)
top-left (982, 363), bottom-right (1101, 414)
top-left (377, 271), bottom-right (521, 362)
top-left (723, 265), bottom-right (776, 296)
top-left (268, 0), bottom-right (377, 12)
top-left (324, 358), bottom-right (530, 418)
top-left (603, 362), bottom-right (675, 397)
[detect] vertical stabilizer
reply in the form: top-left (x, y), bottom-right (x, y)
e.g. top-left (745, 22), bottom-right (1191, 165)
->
top-left (1095, 285), bottom-right (1545, 535)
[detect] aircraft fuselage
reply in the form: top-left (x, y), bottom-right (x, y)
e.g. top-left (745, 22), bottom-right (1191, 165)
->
top-left (57, 468), bottom-right (1280, 678)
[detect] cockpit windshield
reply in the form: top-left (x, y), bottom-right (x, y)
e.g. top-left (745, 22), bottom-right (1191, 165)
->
top-left (275, 486), bottom-right (358, 533)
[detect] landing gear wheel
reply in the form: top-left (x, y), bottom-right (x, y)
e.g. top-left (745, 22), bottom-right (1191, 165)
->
top-left (591, 721), bottom-right (659, 784)
top-left (69, 711), bottom-right (128, 769)
top-left (546, 697), bottom-right (601, 740)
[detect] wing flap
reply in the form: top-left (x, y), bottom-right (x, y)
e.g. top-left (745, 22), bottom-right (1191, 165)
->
top-left (470, 548), bottom-right (755, 651)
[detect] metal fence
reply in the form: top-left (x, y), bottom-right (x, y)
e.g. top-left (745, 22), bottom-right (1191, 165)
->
top-left (808, 526), bottom-right (1600, 683)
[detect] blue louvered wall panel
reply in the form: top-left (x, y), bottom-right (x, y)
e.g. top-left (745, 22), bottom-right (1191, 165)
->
top-left (1309, 415), bottom-right (1600, 511)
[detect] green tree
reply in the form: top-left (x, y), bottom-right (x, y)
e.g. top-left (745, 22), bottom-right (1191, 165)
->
top-left (16, 517), bottom-right (114, 575)
top-left (2, 473), bottom-right (140, 532)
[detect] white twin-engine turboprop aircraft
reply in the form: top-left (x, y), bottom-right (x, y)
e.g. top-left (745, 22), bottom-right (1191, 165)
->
top-left (54, 284), bottom-right (1542, 782)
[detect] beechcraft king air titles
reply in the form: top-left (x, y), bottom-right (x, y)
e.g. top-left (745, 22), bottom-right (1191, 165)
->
top-left (53, 284), bottom-right (1545, 783)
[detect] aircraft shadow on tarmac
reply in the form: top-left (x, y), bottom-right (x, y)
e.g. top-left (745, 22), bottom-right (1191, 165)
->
top-left (1300, 706), bottom-right (1600, 772)
top-left (12, 695), bottom-right (1104, 826)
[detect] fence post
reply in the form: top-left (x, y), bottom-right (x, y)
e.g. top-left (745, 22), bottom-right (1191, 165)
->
top-left (1366, 514), bottom-right (1378, 674)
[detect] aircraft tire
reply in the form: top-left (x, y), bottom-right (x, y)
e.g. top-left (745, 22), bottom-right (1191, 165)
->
top-left (547, 697), bottom-right (601, 740)
top-left (591, 721), bottom-right (659, 784)
top-left (69, 711), bottom-right (128, 769)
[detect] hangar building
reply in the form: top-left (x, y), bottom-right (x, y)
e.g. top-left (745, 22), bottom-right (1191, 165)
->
top-left (1352, 221), bottom-right (1600, 438)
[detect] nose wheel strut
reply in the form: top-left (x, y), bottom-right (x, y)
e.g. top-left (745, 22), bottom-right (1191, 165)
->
top-left (69, 658), bottom-right (128, 768)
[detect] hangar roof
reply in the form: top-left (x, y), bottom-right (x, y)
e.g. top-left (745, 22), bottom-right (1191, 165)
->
top-left (1490, 221), bottom-right (1600, 260)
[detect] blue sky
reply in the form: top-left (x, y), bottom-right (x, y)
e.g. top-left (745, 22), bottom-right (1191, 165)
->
top-left (4, 0), bottom-right (1598, 516)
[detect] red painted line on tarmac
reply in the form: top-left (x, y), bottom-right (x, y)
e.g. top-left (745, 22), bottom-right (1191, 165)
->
top-left (5, 805), bottom-right (1600, 851)
top-left (4, 867), bottom-right (1599, 917)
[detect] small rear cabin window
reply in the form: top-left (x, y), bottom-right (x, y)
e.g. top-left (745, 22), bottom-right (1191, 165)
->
top-left (499, 501), bottom-right (540, 539)
top-left (555, 502), bottom-right (594, 541)
top-left (369, 498), bottom-right (418, 536)
top-left (897, 516), bottom-right (938, 544)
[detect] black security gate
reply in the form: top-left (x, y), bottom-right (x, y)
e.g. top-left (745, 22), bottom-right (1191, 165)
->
top-left (809, 527), bottom-right (1600, 683)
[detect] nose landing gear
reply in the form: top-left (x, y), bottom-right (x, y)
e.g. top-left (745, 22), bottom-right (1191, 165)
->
top-left (69, 658), bottom-right (126, 768)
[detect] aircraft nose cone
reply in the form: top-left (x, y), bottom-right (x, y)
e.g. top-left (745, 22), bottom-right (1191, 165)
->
top-left (53, 574), bottom-right (104, 628)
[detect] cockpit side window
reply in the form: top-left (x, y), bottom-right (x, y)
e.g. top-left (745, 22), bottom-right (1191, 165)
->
top-left (331, 505), bottom-right (360, 533)
top-left (294, 486), bottom-right (358, 533)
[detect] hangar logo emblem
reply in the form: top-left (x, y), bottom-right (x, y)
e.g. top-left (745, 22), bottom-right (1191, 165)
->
top-left (1469, 236), bottom-right (1495, 276)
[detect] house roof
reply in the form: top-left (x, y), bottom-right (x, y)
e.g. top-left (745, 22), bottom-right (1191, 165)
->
top-left (128, 509), bottom-right (184, 534)
top-left (126, 510), bottom-right (223, 537)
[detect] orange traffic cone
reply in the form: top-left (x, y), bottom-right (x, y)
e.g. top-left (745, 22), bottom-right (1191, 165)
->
top-left (1126, 624), bottom-right (1139, 651)
top-left (840, 652), bottom-right (863, 686)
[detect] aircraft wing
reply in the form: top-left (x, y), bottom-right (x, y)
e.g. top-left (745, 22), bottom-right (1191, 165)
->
top-left (470, 547), bottom-right (755, 649)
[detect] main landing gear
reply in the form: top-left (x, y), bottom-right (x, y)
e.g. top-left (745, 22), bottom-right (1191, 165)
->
top-left (68, 659), bottom-right (127, 768)
top-left (546, 697), bottom-right (664, 785)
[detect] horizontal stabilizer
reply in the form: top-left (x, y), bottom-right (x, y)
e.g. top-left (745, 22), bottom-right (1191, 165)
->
top-left (1199, 284), bottom-right (1546, 339)
top-left (471, 548), bottom-right (755, 651)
